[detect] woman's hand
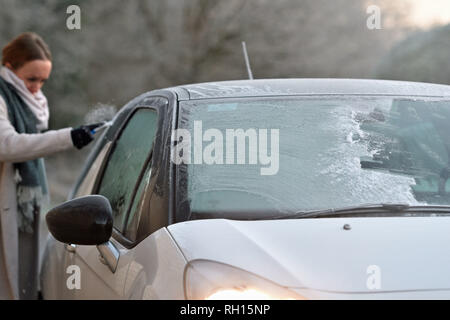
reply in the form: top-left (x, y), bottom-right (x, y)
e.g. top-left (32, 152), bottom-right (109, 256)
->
top-left (71, 125), bottom-right (95, 149)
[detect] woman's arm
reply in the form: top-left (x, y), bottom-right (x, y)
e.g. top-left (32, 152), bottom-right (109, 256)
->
top-left (0, 96), bottom-right (74, 163)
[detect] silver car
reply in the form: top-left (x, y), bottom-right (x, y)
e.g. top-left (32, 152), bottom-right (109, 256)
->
top-left (41, 79), bottom-right (450, 299)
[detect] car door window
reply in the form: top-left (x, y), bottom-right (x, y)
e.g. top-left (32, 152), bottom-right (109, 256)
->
top-left (124, 162), bottom-right (152, 241)
top-left (74, 141), bottom-right (112, 198)
top-left (97, 108), bottom-right (158, 233)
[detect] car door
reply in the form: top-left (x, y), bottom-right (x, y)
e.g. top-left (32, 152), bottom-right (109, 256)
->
top-left (61, 103), bottom-right (163, 299)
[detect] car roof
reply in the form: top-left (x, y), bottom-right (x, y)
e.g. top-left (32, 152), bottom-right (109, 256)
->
top-left (168, 78), bottom-right (450, 101)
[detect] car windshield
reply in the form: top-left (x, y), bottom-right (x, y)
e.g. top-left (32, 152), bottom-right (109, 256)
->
top-left (176, 96), bottom-right (450, 220)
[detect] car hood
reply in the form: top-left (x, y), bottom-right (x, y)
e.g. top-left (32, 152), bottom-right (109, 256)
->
top-left (167, 217), bottom-right (450, 294)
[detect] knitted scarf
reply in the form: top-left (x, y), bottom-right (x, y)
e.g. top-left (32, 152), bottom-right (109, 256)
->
top-left (0, 77), bottom-right (48, 233)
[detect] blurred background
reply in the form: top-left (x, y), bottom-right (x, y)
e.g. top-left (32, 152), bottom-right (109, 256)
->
top-left (0, 0), bottom-right (449, 206)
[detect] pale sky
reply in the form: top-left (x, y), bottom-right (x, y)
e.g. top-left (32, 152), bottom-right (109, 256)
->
top-left (407, 0), bottom-right (450, 27)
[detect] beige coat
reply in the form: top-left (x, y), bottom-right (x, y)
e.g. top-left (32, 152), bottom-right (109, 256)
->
top-left (0, 96), bottom-right (74, 299)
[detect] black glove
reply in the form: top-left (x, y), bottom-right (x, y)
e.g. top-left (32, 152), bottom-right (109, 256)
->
top-left (71, 125), bottom-right (95, 149)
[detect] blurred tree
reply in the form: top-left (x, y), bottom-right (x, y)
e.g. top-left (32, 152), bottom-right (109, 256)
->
top-left (0, 0), bottom-right (415, 203)
top-left (0, 0), bottom-right (411, 129)
top-left (375, 24), bottom-right (450, 85)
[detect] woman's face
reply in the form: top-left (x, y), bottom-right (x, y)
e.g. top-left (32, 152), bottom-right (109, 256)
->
top-left (7, 59), bottom-right (52, 95)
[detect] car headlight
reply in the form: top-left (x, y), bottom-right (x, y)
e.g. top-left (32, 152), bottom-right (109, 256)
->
top-left (184, 259), bottom-right (305, 300)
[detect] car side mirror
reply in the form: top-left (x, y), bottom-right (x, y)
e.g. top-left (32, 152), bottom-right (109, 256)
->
top-left (46, 195), bottom-right (113, 245)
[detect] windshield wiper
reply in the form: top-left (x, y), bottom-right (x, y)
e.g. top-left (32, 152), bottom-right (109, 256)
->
top-left (278, 203), bottom-right (450, 219)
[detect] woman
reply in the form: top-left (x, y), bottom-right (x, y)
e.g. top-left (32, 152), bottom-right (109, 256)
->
top-left (0, 32), bottom-right (95, 300)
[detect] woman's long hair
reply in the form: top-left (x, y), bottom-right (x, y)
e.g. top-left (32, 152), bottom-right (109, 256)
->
top-left (2, 32), bottom-right (52, 69)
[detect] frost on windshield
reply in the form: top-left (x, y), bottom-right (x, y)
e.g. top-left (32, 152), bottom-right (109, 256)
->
top-left (356, 99), bottom-right (450, 203)
top-left (177, 97), bottom-right (450, 218)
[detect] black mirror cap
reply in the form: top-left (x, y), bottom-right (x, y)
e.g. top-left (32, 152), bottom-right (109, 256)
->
top-left (46, 195), bottom-right (113, 246)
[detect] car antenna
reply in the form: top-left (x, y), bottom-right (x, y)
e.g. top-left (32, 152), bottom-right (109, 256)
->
top-left (242, 41), bottom-right (254, 80)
